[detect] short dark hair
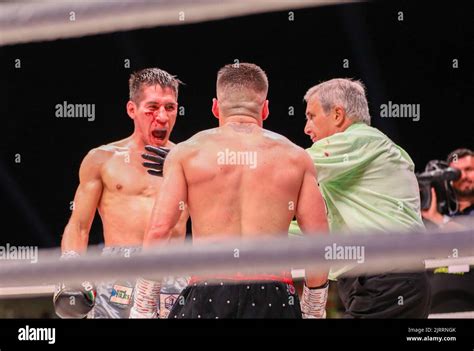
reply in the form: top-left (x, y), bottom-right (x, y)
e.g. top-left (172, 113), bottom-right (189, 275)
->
top-left (217, 62), bottom-right (268, 96)
top-left (129, 68), bottom-right (182, 104)
top-left (216, 63), bottom-right (268, 118)
top-left (447, 148), bottom-right (474, 164)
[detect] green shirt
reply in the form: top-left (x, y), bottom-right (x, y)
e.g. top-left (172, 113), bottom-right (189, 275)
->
top-left (290, 122), bottom-right (425, 279)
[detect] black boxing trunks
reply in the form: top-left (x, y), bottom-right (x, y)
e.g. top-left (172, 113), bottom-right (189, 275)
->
top-left (168, 273), bottom-right (301, 319)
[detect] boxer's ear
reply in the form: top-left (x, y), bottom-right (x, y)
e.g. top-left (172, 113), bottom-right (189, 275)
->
top-left (126, 100), bottom-right (136, 120)
top-left (212, 98), bottom-right (219, 119)
top-left (262, 100), bottom-right (269, 121)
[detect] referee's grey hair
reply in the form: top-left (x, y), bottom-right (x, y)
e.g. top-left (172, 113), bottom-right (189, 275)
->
top-left (304, 78), bottom-right (371, 125)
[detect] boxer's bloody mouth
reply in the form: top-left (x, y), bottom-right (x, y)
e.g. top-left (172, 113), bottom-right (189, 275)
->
top-left (152, 129), bottom-right (167, 139)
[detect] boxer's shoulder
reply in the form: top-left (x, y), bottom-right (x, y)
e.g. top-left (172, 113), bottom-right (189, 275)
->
top-left (262, 128), bottom-right (307, 156)
top-left (78, 147), bottom-right (112, 182)
top-left (262, 128), bottom-right (295, 146)
top-left (166, 140), bottom-right (177, 148)
top-left (185, 128), bottom-right (219, 143)
top-left (85, 145), bottom-right (115, 164)
top-left (175, 129), bottom-right (219, 152)
top-left (80, 141), bottom-right (127, 174)
top-left (91, 139), bottom-right (132, 159)
top-left (262, 128), bottom-right (288, 142)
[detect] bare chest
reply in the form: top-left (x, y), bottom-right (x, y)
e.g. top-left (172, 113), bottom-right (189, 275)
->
top-left (101, 152), bottom-right (161, 197)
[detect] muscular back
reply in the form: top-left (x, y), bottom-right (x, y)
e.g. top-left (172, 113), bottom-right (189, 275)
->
top-left (146, 121), bottom-right (328, 286)
top-left (180, 124), bottom-right (314, 243)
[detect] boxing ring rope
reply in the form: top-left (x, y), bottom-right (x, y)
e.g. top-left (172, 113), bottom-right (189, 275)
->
top-left (0, 229), bottom-right (472, 287)
top-left (1, 228), bottom-right (473, 318)
top-left (0, 0), bottom-right (355, 46)
top-left (1, 256), bottom-right (473, 295)
top-left (429, 311), bottom-right (474, 319)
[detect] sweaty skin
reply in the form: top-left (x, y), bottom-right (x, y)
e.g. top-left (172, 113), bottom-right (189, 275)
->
top-left (145, 118), bottom-right (328, 286)
top-left (61, 85), bottom-right (187, 252)
top-left (61, 138), bottom-right (187, 250)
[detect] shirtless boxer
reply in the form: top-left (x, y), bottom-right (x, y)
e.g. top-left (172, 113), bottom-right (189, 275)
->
top-left (54, 68), bottom-right (188, 318)
top-left (132, 63), bottom-right (329, 319)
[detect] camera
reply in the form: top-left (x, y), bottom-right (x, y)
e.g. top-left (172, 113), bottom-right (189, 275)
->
top-left (416, 160), bottom-right (460, 215)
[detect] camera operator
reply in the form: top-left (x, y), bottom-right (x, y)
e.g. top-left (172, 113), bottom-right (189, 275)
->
top-left (421, 148), bottom-right (474, 229)
top-left (422, 148), bottom-right (474, 314)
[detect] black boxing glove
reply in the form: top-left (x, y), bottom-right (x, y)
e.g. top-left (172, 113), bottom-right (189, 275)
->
top-left (142, 145), bottom-right (170, 177)
top-left (53, 251), bottom-right (96, 319)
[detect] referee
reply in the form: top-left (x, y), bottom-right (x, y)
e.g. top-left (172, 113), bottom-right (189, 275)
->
top-left (291, 78), bottom-right (431, 318)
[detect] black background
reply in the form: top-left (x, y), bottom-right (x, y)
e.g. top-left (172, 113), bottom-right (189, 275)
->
top-left (0, 318), bottom-right (472, 349)
top-left (1, 0), bottom-right (473, 247)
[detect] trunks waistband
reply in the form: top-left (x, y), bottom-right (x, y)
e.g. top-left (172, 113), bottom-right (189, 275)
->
top-left (189, 272), bottom-right (294, 285)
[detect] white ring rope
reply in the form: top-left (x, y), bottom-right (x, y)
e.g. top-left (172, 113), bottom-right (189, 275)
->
top-left (0, 229), bottom-right (472, 287)
top-left (0, 0), bottom-right (354, 46)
